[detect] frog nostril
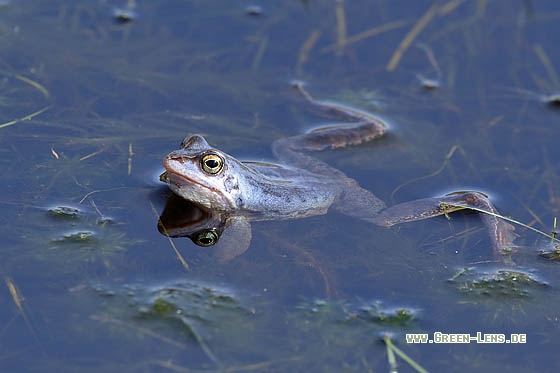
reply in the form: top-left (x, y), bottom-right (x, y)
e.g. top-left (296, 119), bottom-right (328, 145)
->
top-left (167, 155), bottom-right (188, 163)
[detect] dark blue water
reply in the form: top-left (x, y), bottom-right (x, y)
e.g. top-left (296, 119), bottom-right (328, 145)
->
top-left (1, 1), bottom-right (559, 371)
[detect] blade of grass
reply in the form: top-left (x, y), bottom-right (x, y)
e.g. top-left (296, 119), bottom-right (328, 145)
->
top-left (320, 20), bottom-right (408, 54)
top-left (440, 202), bottom-right (560, 243)
top-left (335, 0), bottom-right (347, 56)
top-left (13, 74), bottom-right (50, 99)
top-left (383, 333), bottom-right (429, 373)
top-left (4, 276), bottom-right (47, 357)
top-left (387, 0), bottom-right (466, 71)
top-left (0, 105), bottom-right (51, 129)
top-left (151, 202), bottom-right (190, 272)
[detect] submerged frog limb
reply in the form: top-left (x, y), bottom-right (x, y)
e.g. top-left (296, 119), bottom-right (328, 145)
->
top-left (289, 84), bottom-right (516, 256)
top-left (288, 82), bottom-right (387, 150)
top-left (272, 83), bottom-right (389, 181)
top-left (364, 191), bottom-right (517, 257)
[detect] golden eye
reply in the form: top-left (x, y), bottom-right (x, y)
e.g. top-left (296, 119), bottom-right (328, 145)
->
top-left (200, 153), bottom-right (224, 174)
top-left (193, 229), bottom-right (220, 247)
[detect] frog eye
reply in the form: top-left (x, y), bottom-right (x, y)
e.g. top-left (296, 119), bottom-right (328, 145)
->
top-left (200, 153), bottom-right (224, 174)
top-left (193, 229), bottom-right (220, 247)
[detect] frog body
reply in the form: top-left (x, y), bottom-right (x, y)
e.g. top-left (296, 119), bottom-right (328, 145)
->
top-left (161, 84), bottom-right (515, 262)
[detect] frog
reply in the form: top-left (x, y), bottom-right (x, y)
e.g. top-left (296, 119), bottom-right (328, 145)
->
top-left (160, 83), bottom-right (516, 262)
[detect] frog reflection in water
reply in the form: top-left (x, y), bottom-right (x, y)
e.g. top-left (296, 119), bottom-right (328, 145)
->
top-left (160, 84), bottom-right (516, 262)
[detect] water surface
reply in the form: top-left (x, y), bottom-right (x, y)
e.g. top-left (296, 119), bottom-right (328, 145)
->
top-left (1, 1), bottom-right (560, 371)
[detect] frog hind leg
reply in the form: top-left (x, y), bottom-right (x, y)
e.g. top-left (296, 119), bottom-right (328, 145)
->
top-left (367, 191), bottom-right (517, 258)
top-left (287, 82), bottom-right (389, 152)
top-left (332, 181), bottom-right (387, 221)
top-left (272, 84), bottom-right (389, 176)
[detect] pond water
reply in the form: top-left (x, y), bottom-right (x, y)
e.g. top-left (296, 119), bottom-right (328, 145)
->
top-left (1, 0), bottom-right (560, 371)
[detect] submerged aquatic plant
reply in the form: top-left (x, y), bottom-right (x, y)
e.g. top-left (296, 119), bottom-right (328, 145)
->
top-left (93, 280), bottom-right (257, 369)
top-left (288, 298), bottom-right (424, 371)
top-left (37, 204), bottom-right (135, 272)
top-left (449, 267), bottom-right (547, 299)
